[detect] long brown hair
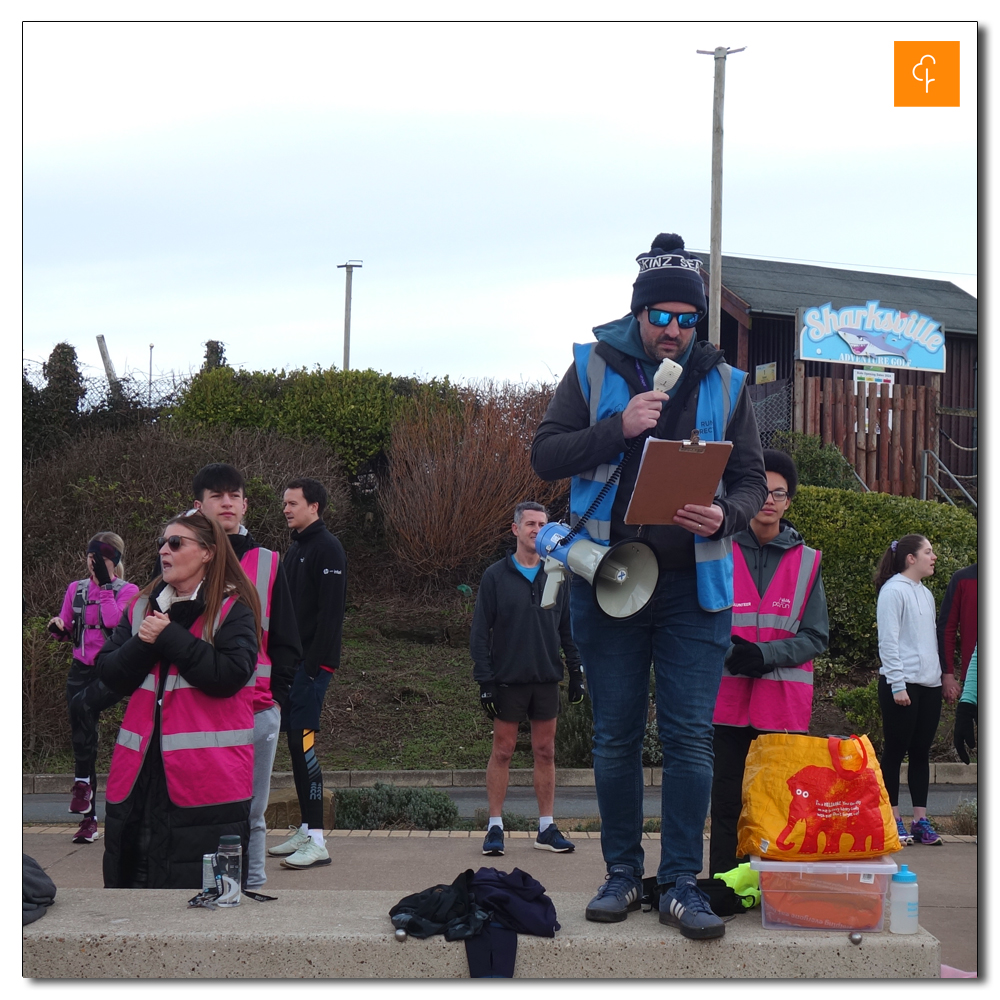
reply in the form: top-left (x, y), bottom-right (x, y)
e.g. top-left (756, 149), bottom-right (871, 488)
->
top-left (139, 511), bottom-right (262, 646)
top-left (873, 534), bottom-right (928, 594)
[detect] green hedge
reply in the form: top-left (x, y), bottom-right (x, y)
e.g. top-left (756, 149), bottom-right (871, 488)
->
top-left (787, 486), bottom-right (977, 670)
top-left (172, 366), bottom-right (459, 475)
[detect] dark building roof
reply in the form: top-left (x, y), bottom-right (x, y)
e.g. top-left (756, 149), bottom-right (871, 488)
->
top-left (693, 253), bottom-right (977, 337)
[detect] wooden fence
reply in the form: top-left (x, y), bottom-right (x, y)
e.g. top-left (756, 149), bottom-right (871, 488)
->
top-left (796, 376), bottom-right (939, 496)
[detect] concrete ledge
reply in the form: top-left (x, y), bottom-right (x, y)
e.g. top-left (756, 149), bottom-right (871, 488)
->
top-left (23, 889), bottom-right (941, 979)
top-left (26, 763), bottom-right (978, 794)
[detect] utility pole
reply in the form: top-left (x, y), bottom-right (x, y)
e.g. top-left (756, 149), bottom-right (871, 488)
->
top-left (337, 260), bottom-right (363, 370)
top-left (95, 335), bottom-right (120, 392)
top-left (148, 344), bottom-right (154, 408)
top-left (696, 45), bottom-right (745, 347)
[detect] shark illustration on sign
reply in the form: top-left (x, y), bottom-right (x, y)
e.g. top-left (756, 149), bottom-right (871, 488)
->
top-left (836, 328), bottom-right (914, 361)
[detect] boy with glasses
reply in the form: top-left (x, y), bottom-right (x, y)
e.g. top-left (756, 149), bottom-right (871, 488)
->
top-left (708, 448), bottom-right (829, 876)
top-left (191, 464), bottom-right (302, 892)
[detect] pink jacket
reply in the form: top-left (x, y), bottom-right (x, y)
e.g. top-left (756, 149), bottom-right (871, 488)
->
top-left (56, 577), bottom-right (140, 665)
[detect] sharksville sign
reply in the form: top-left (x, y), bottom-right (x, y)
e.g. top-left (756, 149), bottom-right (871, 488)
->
top-left (795, 301), bottom-right (946, 374)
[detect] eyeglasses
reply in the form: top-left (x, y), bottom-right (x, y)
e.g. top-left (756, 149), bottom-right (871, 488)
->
top-left (157, 535), bottom-right (203, 551)
top-left (646, 308), bottom-right (703, 329)
top-left (765, 489), bottom-right (789, 501)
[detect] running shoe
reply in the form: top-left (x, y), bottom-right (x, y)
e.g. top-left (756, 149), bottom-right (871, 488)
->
top-left (280, 839), bottom-right (332, 869)
top-left (896, 818), bottom-right (914, 845)
top-left (267, 825), bottom-right (312, 856)
top-left (659, 874), bottom-right (726, 940)
top-left (910, 817), bottom-right (943, 845)
top-left (585, 864), bottom-right (642, 922)
top-left (534, 824), bottom-right (575, 853)
top-left (482, 825), bottom-right (505, 856)
top-left (69, 780), bottom-right (93, 815)
top-left (72, 816), bottom-right (100, 843)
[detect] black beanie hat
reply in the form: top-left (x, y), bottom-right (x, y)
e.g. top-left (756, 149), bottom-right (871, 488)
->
top-left (630, 233), bottom-right (708, 316)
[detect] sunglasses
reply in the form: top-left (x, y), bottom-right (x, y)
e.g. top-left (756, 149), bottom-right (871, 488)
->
top-left (157, 534), bottom-right (203, 552)
top-left (646, 308), bottom-right (703, 329)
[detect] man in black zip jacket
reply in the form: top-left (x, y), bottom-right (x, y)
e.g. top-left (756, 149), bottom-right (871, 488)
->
top-left (470, 501), bottom-right (583, 859)
top-left (267, 476), bottom-right (347, 871)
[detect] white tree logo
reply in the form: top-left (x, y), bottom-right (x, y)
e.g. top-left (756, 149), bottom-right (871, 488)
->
top-left (912, 54), bottom-right (936, 94)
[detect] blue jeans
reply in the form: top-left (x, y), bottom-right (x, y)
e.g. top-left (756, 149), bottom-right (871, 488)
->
top-left (570, 569), bottom-right (731, 883)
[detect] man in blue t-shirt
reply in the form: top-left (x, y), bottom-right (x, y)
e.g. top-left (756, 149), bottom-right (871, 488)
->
top-left (470, 501), bottom-right (583, 858)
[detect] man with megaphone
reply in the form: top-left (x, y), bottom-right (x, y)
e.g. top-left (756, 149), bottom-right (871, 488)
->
top-left (531, 233), bottom-right (767, 941)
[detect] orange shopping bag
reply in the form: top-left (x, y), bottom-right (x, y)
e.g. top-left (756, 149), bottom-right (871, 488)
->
top-left (736, 733), bottom-right (902, 861)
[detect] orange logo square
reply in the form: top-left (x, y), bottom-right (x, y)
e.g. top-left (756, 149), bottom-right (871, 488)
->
top-left (894, 41), bottom-right (960, 107)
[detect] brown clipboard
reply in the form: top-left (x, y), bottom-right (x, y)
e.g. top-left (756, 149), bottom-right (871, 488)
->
top-left (623, 429), bottom-right (733, 525)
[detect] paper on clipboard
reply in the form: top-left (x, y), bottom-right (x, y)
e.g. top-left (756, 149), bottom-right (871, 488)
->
top-left (623, 431), bottom-right (733, 525)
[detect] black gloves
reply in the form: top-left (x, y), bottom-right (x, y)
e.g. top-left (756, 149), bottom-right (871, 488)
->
top-left (726, 635), bottom-right (773, 678)
top-left (167, 599), bottom-right (202, 630)
top-left (953, 701), bottom-right (977, 764)
top-left (567, 670), bottom-right (586, 705)
top-left (91, 553), bottom-right (112, 587)
top-left (480, 683), bottom-right (498, 720)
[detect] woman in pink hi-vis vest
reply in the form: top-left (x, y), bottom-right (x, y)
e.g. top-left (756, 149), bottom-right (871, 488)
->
top-left (96, 511), bottom-right (261, 889)
top-left (709, 450), bottom-right (829, 877)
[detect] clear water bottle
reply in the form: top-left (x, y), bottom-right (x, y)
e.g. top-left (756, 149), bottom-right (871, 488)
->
top-left (215, 835), bottom-right (242, 907)
top-left (890, 863), bottom-right (918, 934)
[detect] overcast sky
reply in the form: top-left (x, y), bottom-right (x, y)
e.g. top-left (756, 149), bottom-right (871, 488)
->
top-left (22, 17), bottom-right (979, 391)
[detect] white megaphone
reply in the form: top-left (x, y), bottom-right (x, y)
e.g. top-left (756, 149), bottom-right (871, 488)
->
top-left (535, 522), bottom-right (659, 619)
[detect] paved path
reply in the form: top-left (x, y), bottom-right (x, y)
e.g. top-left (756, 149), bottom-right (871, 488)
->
top-left (23, 824), bottom-right (977, 975)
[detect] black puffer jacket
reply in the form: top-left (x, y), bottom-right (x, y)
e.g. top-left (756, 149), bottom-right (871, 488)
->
top-left (96, 583), bottom-right (257, 889)
top-left (531, 338), bottom-right (767, 571)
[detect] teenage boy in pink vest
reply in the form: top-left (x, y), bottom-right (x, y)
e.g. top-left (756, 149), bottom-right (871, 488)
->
top-left (192, 464), bottom-right (302, 892)
top-left (709, 449), bottom-right (829, 876)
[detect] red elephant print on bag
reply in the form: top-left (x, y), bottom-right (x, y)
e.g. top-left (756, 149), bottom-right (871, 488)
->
top-left (775, 737), bottom-right (884, 855)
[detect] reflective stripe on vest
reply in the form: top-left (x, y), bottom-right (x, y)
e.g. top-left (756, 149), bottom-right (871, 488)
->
top-left (713, 542), bottom-right (821, 731)
top-left (107, 594), bottom-right (253, 808)
top-left (161, 729), bottom-right (254, 751)
top-left (569, 342), bottom-right (746, 608)
top-left (240, 546), bottom-right (278, 711)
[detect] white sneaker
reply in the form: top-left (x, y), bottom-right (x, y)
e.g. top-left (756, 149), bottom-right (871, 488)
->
top-left (280, 839), bottom-right (332, 869)
top-left (267, 825), bottom-right (312, 857)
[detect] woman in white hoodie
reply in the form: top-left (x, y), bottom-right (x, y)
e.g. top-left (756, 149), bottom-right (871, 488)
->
top-left (875, 534), bottom-right (942, 847)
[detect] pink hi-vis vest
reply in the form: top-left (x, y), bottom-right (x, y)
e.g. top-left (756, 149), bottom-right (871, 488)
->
top-left (240, 547), bottom-right (279, 713)
top-left (105, 594), bottom-right (255, 808)
top-left (713, 542), bottom-right (821, 732)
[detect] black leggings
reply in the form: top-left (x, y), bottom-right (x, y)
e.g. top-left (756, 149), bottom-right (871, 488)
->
top-left (288, 729), bottom-right (325, 830)
top-left (877, 676), bottom-right (942, 808)
top-left (66, 659), bottom-right (121, 819)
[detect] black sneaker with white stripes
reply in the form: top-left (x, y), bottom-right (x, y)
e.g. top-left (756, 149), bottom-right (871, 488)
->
top-left (585, 864), bottom-right (642, 923)
top-left (659, 874), bottom-right (726, 939)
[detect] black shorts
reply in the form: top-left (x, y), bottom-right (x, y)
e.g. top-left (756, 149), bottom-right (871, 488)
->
top-left (282, 667), bottom-right (333, 733)
top-left (495, 682), bottom-right (561, 723)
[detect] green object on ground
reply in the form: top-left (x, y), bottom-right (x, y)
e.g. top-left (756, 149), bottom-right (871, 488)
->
top-left (714, 862), bottom-right (761, 909)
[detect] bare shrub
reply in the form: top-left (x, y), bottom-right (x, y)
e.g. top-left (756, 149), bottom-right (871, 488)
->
top-left (22, 423), bottom-right (350, 617)
top-left (379, 381), bottom-right (569, 579)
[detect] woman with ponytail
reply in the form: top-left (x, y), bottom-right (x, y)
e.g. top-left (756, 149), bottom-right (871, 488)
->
top-left (96, 510), bottom-right (261, 889)
top-left (48, 531), bottom-right (139, 844)
top-left (875, 534), bottom-right (943, 847)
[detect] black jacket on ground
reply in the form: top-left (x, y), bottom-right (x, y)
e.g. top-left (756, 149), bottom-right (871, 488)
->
top-left (230, 530), bottom-right (302, 708)
top-left (470, 555), bottom-right (581, 684)
top-left (283, 519), bottom-right (347, 678)
top-left (95, 583), bottom-right (257, 889)
top-left (531, 338), bottom-right (767, 571)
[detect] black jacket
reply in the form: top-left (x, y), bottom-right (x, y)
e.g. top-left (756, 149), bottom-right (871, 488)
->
top-left (531, 338), bottom-right (767, 571)
top-left (470, 555), bottom-right (581, 684)
top-left (229, 530), bottom-right (302, 708)
top-left (96, 583), bottom-right (257, 889)
top-left (283, 519), bottom-right (347, 678)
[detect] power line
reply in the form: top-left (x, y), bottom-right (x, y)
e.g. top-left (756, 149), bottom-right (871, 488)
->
top-left (689, 249), bottom-right (976, 279)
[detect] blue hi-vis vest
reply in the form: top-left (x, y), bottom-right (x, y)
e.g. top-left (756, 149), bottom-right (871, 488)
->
top-left (570, 343), bottom-right (747, 612)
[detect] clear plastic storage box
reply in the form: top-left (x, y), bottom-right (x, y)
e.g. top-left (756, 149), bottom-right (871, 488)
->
top-left (750, 855), bottom-right (899, 931)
